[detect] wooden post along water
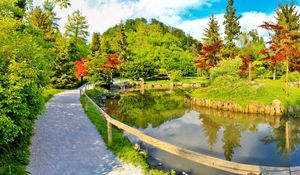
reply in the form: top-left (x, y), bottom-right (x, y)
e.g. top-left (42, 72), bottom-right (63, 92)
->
top-left (107, 122), bottom-right (112, 146)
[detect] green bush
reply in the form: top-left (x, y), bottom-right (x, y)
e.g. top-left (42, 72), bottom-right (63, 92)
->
top-left (170, 70), bottom-right (182, 82)
top-left (0, 116), bottom-right (20, 147)
top-left (281, 71), bottom-right (300, 82)
top-left (210, 57), bottom-right (243, 82)
top-left (158, 69), bottom-right (168, 76)
top-left (121, 59), bottom-right (156, 80)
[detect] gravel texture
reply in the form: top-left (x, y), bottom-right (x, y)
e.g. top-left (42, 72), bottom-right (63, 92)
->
top-left (27, 89), bottom-right (142, 175)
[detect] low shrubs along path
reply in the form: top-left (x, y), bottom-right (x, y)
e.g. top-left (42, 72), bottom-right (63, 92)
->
top-left (27, 89), bottom-right (142, 175)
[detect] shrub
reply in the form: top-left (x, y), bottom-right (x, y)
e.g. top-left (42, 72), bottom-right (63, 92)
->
top-left (281, 71), bottom-right (300, 82)
top-left (170, 70), bottom-right (182, 82)
top-left (210, 57), bottom-right (243, 82)
top-left (158, 69), bottom-right (168, 76)
top-left (0, 116), bottom-right (20, 147)
top-left (120, 59), bottom-right (156, 80)
top-left (0, 17), bottom-right (50, 150)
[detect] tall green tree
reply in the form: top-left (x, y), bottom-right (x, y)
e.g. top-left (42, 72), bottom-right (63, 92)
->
top-left (43, 0), bottom-right (59, 30)
top-left (223, 0), bottom-right (241, 58)
top-left (196, 15), bottom-right (223, 71)
top-left (29, 6), bottom-right (55, 41)
top-left (65, 10), bottom-right (89, 42)
top-left (275, 0), bottom-right (300, 33)
top-left (114, 23), bottom-right (130, 61)
top-left (203, 14), bottom-right (222, 45)
top-left (90, 32), bottom-right (101, 55)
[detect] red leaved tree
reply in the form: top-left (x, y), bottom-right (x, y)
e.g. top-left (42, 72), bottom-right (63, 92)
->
top-left (239, 55), bottom-right (251, 78)
top-left (260, 22), bottom-right (300, 81)
top-left (195, 42), bottom-right (223, 71)
top-left (74, 58), bottom-right (92, 83)
top-left (101, 54), bottom-right (123, 72)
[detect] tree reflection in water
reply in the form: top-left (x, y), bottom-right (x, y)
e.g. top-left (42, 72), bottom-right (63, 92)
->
top-left (104, 89), bottom-right (186, 128)
top-left (261, 118), bottom-right (300, 158)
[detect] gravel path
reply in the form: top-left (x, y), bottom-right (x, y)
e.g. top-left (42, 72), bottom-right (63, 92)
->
top-left (27, 89), bottom-right (142, 175)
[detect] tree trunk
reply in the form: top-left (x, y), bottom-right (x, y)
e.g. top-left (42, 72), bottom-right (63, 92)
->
top-left (285, 61), bottom-right (289, 95)
top-left (285, 121), bottom-right (290, 154)
top-left (248, 62), bottom-right (252, 82)
top-left (273, 65), bottom-right (276, 80)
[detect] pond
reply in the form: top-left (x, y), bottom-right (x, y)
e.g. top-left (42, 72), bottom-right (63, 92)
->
top-left (101, 89), bottom-right (300, 175)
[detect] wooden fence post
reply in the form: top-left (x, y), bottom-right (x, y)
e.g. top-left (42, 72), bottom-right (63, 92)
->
top-left (107, 122), bottom-right (112, 146)
top-left (85, 96), bottom-right (88, 111)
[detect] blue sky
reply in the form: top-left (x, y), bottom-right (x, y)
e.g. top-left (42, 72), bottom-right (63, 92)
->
top-left (34, 0), bottom-right (300, 41)
top-left (181, 0), bottom-right (296, 20)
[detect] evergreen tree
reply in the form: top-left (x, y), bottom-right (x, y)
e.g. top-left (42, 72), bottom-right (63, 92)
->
top-left (43, 0), bottom-right (59, 30)
top-left (203, 14), bottom-right (222, 45)
top-left (29, 6), bottom-right (55, 41)
top-left (275, 0), bottom-right (300, 33)
top-left (223, 0), bottom-right (241, 57)
top-left (196, 15), bottom-right (223, 71)
top-left (64, 10), bottom-right (89, 61)
top-left (90, 32), bottom-right (101, 55)
top-left (64, 10), bottom-right (89, 42)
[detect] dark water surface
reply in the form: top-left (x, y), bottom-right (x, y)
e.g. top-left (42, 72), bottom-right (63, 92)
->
top-left (102, 89), bottom-right (300, 175)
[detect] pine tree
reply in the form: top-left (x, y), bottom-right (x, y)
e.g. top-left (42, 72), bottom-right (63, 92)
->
top-left (29, 6), bottom-right (55, 41)
top-left (195, 15), bottom-right (223, 71)
top-left (43, 0), bottom-right (59, 30)
top-left (275, 0), bottom-right (300, 33)
top-left (90, 32), bottom-right (101, 55)
top-left (223, 0), bottom-right (241, 57)
top-left (203, 14), bottom-right (222, 45)
top-left (65, 10), bottom-right (89, 41)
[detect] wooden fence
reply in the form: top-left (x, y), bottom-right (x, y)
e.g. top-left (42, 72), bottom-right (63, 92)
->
top-left (79, 84), bottom-right (299, 175)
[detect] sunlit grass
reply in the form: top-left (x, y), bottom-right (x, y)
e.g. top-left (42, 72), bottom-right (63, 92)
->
top-left (80, 96), bottom-right (169, 175)
top-left (191, 79), bottom-right (300, 107)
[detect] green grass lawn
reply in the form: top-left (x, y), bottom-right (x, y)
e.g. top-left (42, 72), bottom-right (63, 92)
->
top-left (80, 95), bottom-right (171, 175)
top-left (191, 79), bottom-right (300, 108)
top-left (42, 87), bottom-right (65, 102)
top-left (0, 87), bottom-right (64, 175)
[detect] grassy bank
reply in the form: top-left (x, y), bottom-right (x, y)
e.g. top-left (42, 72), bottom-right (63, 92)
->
top-left (0, 88), bottom-right (64, 175)
top-left (80, 95), bottom-right (170, 175)
top-left (42, 87), bottom-right (65, 103)
top-left (191, 79), bottom-right (300, 108)
top-left (119, 77), bottom-right (207, 85)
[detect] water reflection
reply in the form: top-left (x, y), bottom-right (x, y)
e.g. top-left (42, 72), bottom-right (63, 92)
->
top-left (103, 89), bottom-right (300, 170)
top-left (105, 90), bottom-right (186, 128)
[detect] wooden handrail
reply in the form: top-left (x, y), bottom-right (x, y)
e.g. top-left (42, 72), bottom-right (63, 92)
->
top-left (80, 84), bottom-right (298, 175)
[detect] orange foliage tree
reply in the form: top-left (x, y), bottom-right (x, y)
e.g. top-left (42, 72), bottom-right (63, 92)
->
top-left (101, 54), bottom-right (122, 72)
top-left (195, 42), bottom-right (223, 71)
top-left (260, 22), bottom-right (300, 80)
top-left (74, 58), bottom-right (91, 83)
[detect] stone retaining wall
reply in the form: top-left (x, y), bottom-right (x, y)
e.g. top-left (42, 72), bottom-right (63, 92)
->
top-left (288, 81), bottom-right (300, 87)
top-left (185, 97), bottom-right (285, 116)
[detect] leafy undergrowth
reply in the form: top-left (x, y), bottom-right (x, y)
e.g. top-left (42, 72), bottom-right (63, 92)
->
top-left (0, 88), bottom-right (64, 175)
top-left (0, 140), bottom-right (30, 175)
top-left (80, 96), bottom-right (170, 175)
top-left (191, 78), bottom-right (300, 108)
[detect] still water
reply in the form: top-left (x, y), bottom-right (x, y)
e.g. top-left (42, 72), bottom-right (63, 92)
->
top-left (102, 89), bottom-right (300, 175)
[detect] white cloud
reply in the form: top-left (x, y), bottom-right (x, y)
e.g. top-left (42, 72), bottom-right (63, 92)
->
top-left (33, 0), bottom-right (300, 43)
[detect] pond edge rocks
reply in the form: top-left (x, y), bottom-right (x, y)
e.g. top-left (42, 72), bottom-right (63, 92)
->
top-left (184, 97), bottom-right (299, 116)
